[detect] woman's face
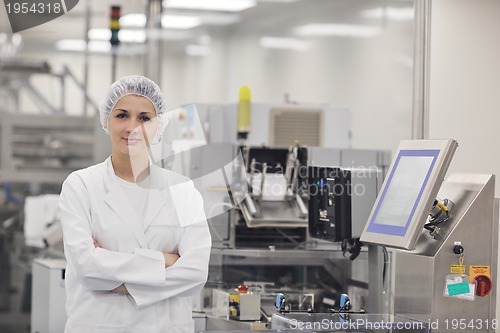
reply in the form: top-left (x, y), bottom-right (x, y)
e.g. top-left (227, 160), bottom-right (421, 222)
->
top-left (108, 94), bottom-right (158, 157)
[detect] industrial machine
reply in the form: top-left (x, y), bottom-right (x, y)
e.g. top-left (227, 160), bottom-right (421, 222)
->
top-left (175, 101), bottom-right (393, 329)
top-left (361, 139), bottom-right (497, 332)
top-left (0, 59), bottom-right (103, 184)
top-left (271, 139), bottom-right (498, 332)
top-left (204, 145), bottom-right (390, 249)
top-left (0, 59), bottom-right (104, 330)
top-left (167, 102), bottom-right (391, 250)
top-left (308, 166), bottom-right (381, 247)
top-left (160, 102), bottom-right (357, 248)
top-left (203, 145), bottom-right (390, 331)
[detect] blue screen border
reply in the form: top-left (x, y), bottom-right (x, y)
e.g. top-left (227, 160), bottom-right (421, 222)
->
top-left (366, 149), bottom-right (440, 237)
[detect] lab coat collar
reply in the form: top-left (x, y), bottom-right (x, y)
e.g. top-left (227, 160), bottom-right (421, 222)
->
top-left (103, 157), bottom-right (168, 246)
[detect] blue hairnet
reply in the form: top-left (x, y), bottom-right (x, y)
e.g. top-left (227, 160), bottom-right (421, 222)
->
top-left (99, 75), bottom-right (167, 135)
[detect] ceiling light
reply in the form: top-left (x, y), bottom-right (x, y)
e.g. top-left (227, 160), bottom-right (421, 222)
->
top-left (119, 30), bottom-right (147, 43)
top-left (362, 7), bottom-right (414, 21)
top-left (119, 13), bottom-right (202, 29)
top-left (294, 24), bottom-right (381, 38)
top-left (120, 13), bottom-right (147, 27)
top-left (163, 0), bottom-right (256, 12)
top-left (162, 15), bottom-right (201, 29)
top-left (56, 39), bottom-right (85, 51)
top-left (259, 37), bottom-right (309, 51)
top-left (88, 29), bottom-right (111, 40)
top-left (88, 28), bottom-right (146, 43)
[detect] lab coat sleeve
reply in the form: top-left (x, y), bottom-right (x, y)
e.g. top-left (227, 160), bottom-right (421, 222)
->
top-left (125, 182), bottom-right (211, 308)
top-left (60, 172), bottom-right (166, 291)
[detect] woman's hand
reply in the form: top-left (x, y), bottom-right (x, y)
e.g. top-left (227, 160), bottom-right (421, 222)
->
top-left (163, 252), bottom-right (180, 268)
top-left (112, 284), bottom-right (129, 295)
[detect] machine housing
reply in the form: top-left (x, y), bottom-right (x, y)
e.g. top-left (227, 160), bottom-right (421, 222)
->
top-left (308, 166), bottom-right (381, 242)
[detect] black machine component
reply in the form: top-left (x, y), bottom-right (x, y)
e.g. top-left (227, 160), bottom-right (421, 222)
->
top-left (308, 166), bottom-right (380, 245)
top-left (246, 147), bottom-right (289, 173)
top-left (234, 222), bottom-right (307, 249)
top-left (246, 146), bottom-right (308, 175)
top-left (308, 166), bottom-right (353, 242)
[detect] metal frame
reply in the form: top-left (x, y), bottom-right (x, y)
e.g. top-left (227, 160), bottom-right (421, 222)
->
top-left (412, 0), bottom-right (432, 140)
top-left (0, 113), bottom-right (95, 183)
top-left (394, 174), bottom-right (498, 332)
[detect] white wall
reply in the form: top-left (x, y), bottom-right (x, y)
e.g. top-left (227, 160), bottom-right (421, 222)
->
top-left (429, 0), bottom-right (500, 195)
top-left (428, 0), bottom-right (500, 326)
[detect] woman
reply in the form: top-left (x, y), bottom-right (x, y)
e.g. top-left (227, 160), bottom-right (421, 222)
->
top-left (59, 75), bottom-right (211, 333)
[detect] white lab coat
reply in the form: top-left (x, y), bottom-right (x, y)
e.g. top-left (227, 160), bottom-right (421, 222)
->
top-left (59, 157), bottom-right (211, 333)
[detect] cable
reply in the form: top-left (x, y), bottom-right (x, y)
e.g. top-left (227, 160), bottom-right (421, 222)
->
top-left (424, 213), bottom-right (449, 233)
top-left (424, 198), bottom-right (451, 236)
top-left (341, 238), bottom-right (362, 260)
top-left (382, 246), bottom-right (388, 286)
top-left (275, 228), bottom-right (300, 245)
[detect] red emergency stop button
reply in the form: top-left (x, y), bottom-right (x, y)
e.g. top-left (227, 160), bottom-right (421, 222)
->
top-left (474, 275), bottom-right (492, 296)
top-left (237, 285), bottom-right (249, 294)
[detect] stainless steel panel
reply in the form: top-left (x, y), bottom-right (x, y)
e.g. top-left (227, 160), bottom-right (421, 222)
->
top-left (240, 200), bottom-right (308, 228)
top-left (351, 168), bottom-right (381, 238)
top-left (308, 147), bottom-right (341, 167)
top-left (395, 174), bottom-right (497, 332)
top-left (340, 149), bottom-right (379, 168)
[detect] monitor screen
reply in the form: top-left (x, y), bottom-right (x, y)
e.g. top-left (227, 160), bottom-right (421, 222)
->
top-left (366, 150), bottom-right (439, 235)
top-left (360, 140), bottom-right (457, 250)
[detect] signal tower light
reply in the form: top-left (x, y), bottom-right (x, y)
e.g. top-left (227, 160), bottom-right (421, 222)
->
top-left (110, 5), bottom-right (121, 46)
